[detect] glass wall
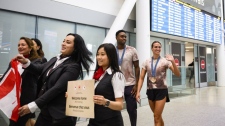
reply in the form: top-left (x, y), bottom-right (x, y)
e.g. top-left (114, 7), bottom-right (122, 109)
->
top-left (206, 47), bottom-right (215, 82)
top-left (0, 10), bottom-right (136, 75)
top-left (194, 43), bottom-right (199, 87)
top-left (0, 10), bottom-right (35, 74)
top-left (169, 41), bottom-right (185, 87)
top-left (76, 24), bottom-right (105, 69)
top-left (129, 33), bottom-right (136, 47)
top-left (37, 17), bottom-right (75, 60)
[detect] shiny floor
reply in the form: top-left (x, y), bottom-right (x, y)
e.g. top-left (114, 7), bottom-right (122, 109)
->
top-left (77, 86), bottom-right (225, 126)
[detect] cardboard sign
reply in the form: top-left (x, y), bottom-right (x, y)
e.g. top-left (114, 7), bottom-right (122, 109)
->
top-left (66, 79), bottom-right (95, 118)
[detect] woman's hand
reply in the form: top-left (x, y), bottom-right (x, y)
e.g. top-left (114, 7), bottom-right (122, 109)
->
top-left (166, 54), bottom-right (181, 77)
top-left (165, 54), bottom-right (174, 62)
top-left (16, 54), bottom-right (28, 64)
top-left (18, 105), bottom-right (31, 116)
top-left (93, 95), bottom-right (106, 106)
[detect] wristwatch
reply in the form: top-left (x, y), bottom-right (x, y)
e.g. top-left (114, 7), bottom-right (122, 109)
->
top-left (104, 99), bottom-right (110, 107)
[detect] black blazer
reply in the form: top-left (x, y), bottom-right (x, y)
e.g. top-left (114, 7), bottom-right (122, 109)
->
top-left (1, 58), bottom-right (45, 125)
top-left (20, 58), bottom-right (45, 106)
top-left (41, 57), bottom-right (47, 63)
top-left (26, 57), bottom-right (81, 119)
top-left (0, 58), bottom-right (43, 106)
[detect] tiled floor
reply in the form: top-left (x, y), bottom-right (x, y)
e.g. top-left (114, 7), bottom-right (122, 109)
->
top-left (77, 86), bottom-right (225, 126)
top-left (1, 86), bottom-right (224, 126)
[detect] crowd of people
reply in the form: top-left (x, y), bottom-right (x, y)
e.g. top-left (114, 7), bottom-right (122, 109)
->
top-left (0, 30), bottom-right (180, 126)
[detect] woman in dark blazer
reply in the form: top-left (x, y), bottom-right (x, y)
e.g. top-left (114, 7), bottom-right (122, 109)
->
top-left (0, 37), bottom-right (43, 126)
top-left (16, 33), bottom-right (93, 126)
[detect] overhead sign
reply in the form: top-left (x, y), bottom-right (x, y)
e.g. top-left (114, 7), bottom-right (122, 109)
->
top-left (151, 0), bottom-right (222, 44)
top-left (179, 0), bottom-right (222, 17)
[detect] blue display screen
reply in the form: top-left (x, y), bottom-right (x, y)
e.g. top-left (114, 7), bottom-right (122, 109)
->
top-left (151, 0), bottom-right (222, 44)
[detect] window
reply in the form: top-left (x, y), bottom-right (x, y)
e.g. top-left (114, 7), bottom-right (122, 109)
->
top-left (77, 24), bottom-right (105, 70)
top-left (0, 10), bottom-right (35, 74)
top-left (37, 17), bottom-right (75, 60)
top-left (129, 33), bottom-right (136, 47)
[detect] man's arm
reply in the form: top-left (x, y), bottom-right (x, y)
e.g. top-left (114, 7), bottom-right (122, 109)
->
top-left (131, 60), bottom-right (140, 96)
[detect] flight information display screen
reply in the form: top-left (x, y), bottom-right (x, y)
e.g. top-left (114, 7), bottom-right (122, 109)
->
top-left (151, 0), bottom-right (222, 44)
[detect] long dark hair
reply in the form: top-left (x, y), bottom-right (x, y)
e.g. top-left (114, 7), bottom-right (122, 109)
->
top-left (31, 38), bottom-right (45, 57)
top-left (95, 43), bottom-right (120, 73)
top-left (67, 33), bottom-right (93, 79)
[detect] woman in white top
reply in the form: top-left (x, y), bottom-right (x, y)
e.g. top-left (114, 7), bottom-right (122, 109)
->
top-left (136, 41), bottom-right (180, 126)
top-left (88, 43), bottom-right (125, 126)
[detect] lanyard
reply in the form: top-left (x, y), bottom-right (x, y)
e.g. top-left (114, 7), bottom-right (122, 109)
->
top-left (116, 45), bottom-right (126, 66)
top-left (151, 56), bottom-right (160, 77)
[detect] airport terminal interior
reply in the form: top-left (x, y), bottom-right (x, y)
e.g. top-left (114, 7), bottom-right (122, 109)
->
top-left (0, 0), bottom-right (225, 125)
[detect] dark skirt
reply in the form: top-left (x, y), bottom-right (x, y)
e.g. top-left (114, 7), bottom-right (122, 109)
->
top-left (146, 89), bottom-right (170, 102)
top-left (88, 114), bottom-right (124, 126)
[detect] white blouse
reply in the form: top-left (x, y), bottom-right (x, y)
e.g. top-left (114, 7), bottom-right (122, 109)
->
top-left (94, 67), bottom-right (125, 98)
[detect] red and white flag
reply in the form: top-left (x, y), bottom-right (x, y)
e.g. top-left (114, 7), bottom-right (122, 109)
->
top-left (0, 60), bottom-right (22, 122)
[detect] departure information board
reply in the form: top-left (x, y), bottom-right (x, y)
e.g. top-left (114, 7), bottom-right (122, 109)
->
top-left (151, 0), bottom-right (222, 44)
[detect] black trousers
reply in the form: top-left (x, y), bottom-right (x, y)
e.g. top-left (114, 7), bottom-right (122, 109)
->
top-left (35, 107), bottom-right (77, 126)
top-left (124, 85), bottom-right (137, 126)
top-left (88, 114), bottom-right (124, 126)
top-left (189, 70), bottom-right (194, 81)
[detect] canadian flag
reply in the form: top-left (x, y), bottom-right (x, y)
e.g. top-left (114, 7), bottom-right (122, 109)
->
top-left (0, 60), bottom-right (22, 122)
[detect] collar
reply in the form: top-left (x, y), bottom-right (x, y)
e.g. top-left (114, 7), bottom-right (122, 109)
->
top-left (116, 45), bottom-right (126, 50)
top-left (56, 54), bottom-right (70, 60)
top-left (56, 54), bottom-right (61, 59)
top-left (105, 67), bottom-right (113, 75)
